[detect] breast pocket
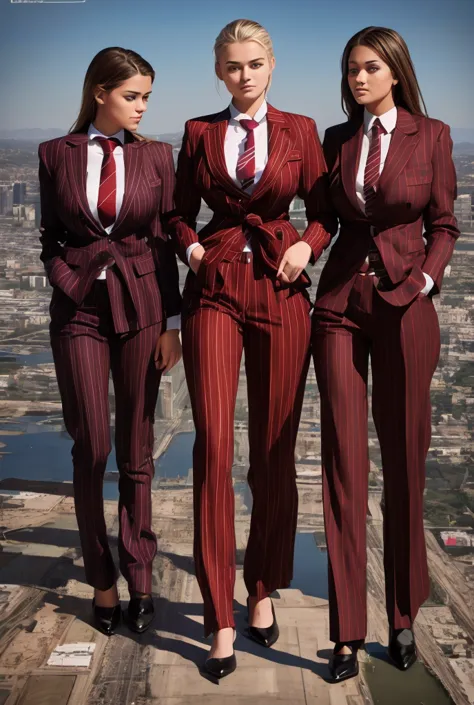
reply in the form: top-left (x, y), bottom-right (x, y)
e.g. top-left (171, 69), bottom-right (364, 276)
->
top-left (405, 166), bottom-right (432, 186)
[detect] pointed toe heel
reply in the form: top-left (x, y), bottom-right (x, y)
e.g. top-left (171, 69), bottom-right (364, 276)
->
top-left (127, 594), bottom-right (154, 634)
top-left (246, 597), bottom-right (280, 648)
top-left (388, 628), bottom-right (417, 671)
top-left (203, 653), bottom-right (237, 680)
top-left (328, 640), bottom-right (364, 683)
top-left (92, 598), bottom-right (121, 637)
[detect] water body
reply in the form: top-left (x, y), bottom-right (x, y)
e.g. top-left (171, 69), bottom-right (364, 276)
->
top-left (0, 350), bottom-right (53, 366)
top-left (0, 416), bottom-right (118, 500)
top-left (290, 531), bottom-right (328, 599)
top-left (363, 646), bottom-right (454, 705)
top-left (155, 431), bottom-right (194, 480)
top-left (455, 241), bottom-right (474, 252)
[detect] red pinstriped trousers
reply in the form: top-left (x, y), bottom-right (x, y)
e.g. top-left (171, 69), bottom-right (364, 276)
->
top-left (312, 274), bottom-right (440, 642)
top-left (182, 253), bottom-right (311, 636)
top-left (50, 281), bottom-right (161, 594)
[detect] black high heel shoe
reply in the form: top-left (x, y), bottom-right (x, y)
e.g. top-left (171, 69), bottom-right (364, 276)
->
top-left (202, 630), bottom-right (237, 680)
top-left (328, 639), bottom-right (364, 683)
top-left (246, 596), bottom-right (280, 648)
top-left (388, 627), bottom-right (417, 671)
top-left (127, 593), bottom-right (155, 634)
top-left (91, 598), bottom-right (121, 637)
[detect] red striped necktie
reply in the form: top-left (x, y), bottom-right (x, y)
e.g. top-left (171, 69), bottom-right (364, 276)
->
top-left (236, 119), bottom-right (259, 190)
top-left (94, 137), bottom-right (120, 229)
top-left (363, 118), bottom-right (386, 213)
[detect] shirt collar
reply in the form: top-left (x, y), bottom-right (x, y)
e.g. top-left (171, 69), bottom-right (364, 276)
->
top-left (229, 99), bottom-right (268, 125)
top-left (364, 106), bottom-right (397, 135)
top-left (88, 123), bottom-right (125, 144)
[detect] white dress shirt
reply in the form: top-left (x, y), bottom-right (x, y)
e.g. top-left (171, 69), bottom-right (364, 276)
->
top-left (355, 107), bottom-right (433, 295)
top-left (186, 100), bottom-right (269, 263)
top-left (87, 124), bottom-right (179, 330)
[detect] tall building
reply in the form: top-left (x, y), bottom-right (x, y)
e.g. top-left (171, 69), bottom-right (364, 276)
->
top-left (13, 182), bottom-right (27, 205)
top-left (0, 186), bottom-right (13, 215)
top-left (454, 194), bottom-right (472, 225)
top-left (34, 202), bottom-right (41, 229)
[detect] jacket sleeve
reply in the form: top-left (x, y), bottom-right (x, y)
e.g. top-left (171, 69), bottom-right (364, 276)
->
top-left (38, 142), bottom-right (92, 304)
top-left (168, 121), bottom-right (202, 264)
top-left (421, 122), bottom-right (459, 294)
top-left (298, 118), bottom-right (339, 263)
top-left (148, 142), bottom-right (182, 321)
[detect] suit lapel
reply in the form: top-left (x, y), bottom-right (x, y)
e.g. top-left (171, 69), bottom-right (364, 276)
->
top-left (112, 134), bottom-right (146, 232)
top-left (203, 109), bottom-right (247, 200)
top-left (376, 108), bottom-right (419, 200)
top-left (341, 119), bottom-right (364, 214)
top-left (65, 132), bottom-right (102, 233)
top-left (250, 104), bottom-right (291, 202)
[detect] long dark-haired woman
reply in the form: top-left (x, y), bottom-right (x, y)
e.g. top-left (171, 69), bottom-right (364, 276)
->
top-left (38, 47), bottom-right (182, 636)
top-left (170, 19), bottom-right (336, 679)
top-left (313, 27), bottom-right (459, 682)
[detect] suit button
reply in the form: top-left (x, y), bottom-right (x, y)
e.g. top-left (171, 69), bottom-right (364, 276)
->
top-left (107, 238), bottom-right (112, 243)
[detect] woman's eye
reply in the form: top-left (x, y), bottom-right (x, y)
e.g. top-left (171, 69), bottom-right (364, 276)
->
top-left (125, 96), bottom-right (135, 101)
top-left (251, 63), bottom-right (263, 69)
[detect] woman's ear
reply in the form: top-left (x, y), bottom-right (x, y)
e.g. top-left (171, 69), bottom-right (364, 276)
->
top-left (215, 61), bottom-right (223, 81)
top-left (94, 86), bottom-right (106, 105)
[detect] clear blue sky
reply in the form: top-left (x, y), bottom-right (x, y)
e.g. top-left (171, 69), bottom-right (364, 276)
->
top-left (1, 0), bottom-right (473, 133)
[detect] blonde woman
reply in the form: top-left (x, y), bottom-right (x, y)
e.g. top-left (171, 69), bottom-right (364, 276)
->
top-left (171, 19), bottom-right (336, 678)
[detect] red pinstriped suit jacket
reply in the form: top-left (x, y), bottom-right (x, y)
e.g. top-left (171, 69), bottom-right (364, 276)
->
top-left (38, 130), bottom-right (181, 333)
top-left (170, 104), bottom-right (337, 294)
top-left (316, 107), bottom-right (459, 310)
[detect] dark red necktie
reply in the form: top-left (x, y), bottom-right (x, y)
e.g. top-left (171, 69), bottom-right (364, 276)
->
top-left (363, 118), bottom-right (386, 213)
top-left (95, 137), bottom-right (119, 229)
top-left (236, 119), bottom-right (259, 190)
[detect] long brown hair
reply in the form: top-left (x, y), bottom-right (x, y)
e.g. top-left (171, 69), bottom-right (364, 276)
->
top-left (70, 47), bottom-right (155, 134)
top-left (341, 27), bottom-right (427, 121)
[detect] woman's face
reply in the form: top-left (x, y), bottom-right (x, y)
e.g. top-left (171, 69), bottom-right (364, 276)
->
top-left (216, 41), bottom-right (274, 104)
top-left (347, 45), bottom-right (398, 111)
top-left (95, 73), bottom-right (152, 132)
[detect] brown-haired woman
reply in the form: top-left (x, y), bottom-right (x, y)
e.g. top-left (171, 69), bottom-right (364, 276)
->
top-left (38, 47), bottom-right (182, 636)
top-left (313, 26), bottom-right (459, 681)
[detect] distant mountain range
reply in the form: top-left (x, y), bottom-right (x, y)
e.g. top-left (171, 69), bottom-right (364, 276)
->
top-left (0, 126), bottom-right (473, 145)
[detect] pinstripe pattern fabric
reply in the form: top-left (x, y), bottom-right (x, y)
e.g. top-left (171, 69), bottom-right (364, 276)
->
top-left (236, 118), bottom-right (259, 189)
top-left (38, 131), bottom-right (181, 332)
top-left (363, 119), bottom-right (385, 212)
top-left (95, 137), bottom-right (119, 228)
top-left (313, 275), bottom-right (439, 641)
top-left (182, 258), bottom-right (311, 636)
top-left (317, 108), bottom-right (459, 310)
top-left (312, 108), bottom-right (458, 643)
top-left (38, 128), bottom-right (181, 594)
top-left (51, 283), bottom-right (161, 593)
top-left (171, 104), bottom-right (335, 637)
top-left (170, 104), bottom-right (337, 266)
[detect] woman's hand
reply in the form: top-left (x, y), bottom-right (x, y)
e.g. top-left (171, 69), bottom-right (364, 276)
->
top-left (154, 330), bottom-right (182, 373)
top-left (189, 244), bottom-right (206, 274)
top-left (276, 241), bottom-right (312, 284)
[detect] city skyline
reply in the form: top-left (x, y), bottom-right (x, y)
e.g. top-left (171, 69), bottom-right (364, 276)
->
top-left (1, 0), bottom-right (473, 134)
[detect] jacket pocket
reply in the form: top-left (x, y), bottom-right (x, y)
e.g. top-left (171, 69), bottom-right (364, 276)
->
top-left (405, 166), bottom-right (432, 186)
top-left (132, 251), bottom-right (156, 276)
